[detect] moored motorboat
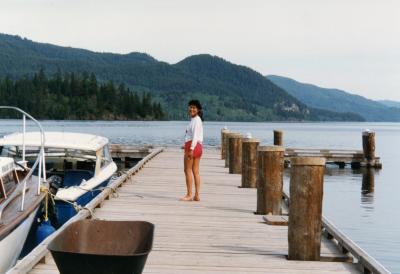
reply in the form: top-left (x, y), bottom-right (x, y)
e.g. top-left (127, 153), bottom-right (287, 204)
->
top-left (0, 132), bottom-right (118, 227)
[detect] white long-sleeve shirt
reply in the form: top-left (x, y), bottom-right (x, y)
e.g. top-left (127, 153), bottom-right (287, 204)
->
top-left (184, 115), bottom-right (203, 150)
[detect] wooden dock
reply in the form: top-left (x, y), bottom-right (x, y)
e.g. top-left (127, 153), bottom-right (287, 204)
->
top-left (284, 148), bottom-right (382, 169)
top-left (110, 144), bottom-right (153, 169)
top-left (269, 129), bottom-right (382, 169)
top-left (25, 148), bottom-right (361, 274)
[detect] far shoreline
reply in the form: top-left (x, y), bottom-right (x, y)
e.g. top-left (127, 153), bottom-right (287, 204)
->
top-left (0, 118), bottom-right (396, 124)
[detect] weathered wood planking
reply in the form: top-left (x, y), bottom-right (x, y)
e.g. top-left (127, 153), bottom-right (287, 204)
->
top-left (29, 148), bottom-right (360, 274)
top-left (109, 144), bottom-right (153, 160)
top-left (10, 148), bottom-right (163, 274)
top-left (284, 148), bottom-right (381, 168)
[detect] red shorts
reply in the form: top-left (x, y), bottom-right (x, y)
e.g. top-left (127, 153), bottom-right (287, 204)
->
top-left (184, 141), bottom-right (203, 158)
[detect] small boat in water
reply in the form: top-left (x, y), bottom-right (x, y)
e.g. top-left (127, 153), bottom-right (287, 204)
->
top-left (0, 132), bottom-right (118, 227)
top-left (0, 107), bottom-right (46, 273)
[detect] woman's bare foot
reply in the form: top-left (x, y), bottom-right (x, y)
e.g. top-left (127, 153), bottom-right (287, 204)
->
top-left (180, 195), bottom-right (193, 201)
top-left (193, 195), bottom-right (200, 202)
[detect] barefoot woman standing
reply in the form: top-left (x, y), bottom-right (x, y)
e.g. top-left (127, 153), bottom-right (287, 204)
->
top-left (181, 100), bottom-right (204, 202)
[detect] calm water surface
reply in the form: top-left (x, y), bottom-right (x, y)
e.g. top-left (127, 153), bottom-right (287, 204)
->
top-left (1, 120), bottom-right (399, 273)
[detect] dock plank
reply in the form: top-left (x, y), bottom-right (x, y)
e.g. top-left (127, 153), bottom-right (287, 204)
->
top-left (29, 148), bottom-right (360, 274)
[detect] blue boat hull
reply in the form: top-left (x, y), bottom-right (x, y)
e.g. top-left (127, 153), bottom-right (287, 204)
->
top-left (55, 178), bottom-right (111, 226)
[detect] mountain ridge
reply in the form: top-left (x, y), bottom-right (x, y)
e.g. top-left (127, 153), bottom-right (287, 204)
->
top-left (378, 100), bottom-right (400, 109)
top-left (0, 33), bottom-right (364, 121)
top-left (267, 75), bottom-right (400, 121)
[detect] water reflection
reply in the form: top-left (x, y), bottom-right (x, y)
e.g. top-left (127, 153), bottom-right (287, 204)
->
top-left (361, 168), bottom-right (375, 195)
top-left (361, 168), bottom-right (375, 213)
top-left (324, 167), bottom-right (376, 211)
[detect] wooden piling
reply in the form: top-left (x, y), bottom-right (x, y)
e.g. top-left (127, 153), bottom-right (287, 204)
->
top-left (221, 128), bottom-right (230, 160)
top-left (225, 132), bottom-right (241, 168)
top-left (256, 146), bottom-right (285, 215)
top-left (241, 138), bottom-right (260, 188)
top-left (362, 131), bottom-right (375, 162)
top-left (229, 134), bottom-right (243, 174)
top-left (274, 130), bottom-right (283, 146)
top-left (288, 157), bottom-right (325, 261)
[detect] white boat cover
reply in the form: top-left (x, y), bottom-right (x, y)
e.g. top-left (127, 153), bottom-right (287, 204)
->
top-left (0, 132), bottom-right (109, 152)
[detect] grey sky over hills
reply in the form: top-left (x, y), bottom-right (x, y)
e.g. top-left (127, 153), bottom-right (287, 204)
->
top-left (0, 0), bottom-right (399, 100)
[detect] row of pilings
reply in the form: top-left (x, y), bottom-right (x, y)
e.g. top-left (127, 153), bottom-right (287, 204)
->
top-left (220, 128), bottom-right (376, 261)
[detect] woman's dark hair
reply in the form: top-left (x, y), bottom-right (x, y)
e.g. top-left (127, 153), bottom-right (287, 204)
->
top-left (188, 99), bottom-right (204, 121)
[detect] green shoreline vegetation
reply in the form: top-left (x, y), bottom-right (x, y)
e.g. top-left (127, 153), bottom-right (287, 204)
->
top-left (0, 69), bottom-right (164, 120)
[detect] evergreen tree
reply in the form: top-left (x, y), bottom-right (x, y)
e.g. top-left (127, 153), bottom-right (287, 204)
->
top-left (0, 69), bottom-right (165, 120)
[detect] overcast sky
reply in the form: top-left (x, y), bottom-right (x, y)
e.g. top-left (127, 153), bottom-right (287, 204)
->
top-left (0, 0), bottom-right (399, 100)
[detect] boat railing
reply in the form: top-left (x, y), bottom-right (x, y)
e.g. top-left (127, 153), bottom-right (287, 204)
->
top-left (0, 106), bottom-right (46, 222)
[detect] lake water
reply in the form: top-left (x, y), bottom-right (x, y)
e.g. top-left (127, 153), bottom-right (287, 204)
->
top-left (1, 120), bottom-right (399, 273)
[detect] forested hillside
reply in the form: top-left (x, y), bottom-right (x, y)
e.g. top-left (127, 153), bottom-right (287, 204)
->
top-left (0, 34), bottom-right (363, 121)
top-left (0, 69), bottom-right (164, 120)
top-left (379, 100), bottom-right (400, 109)
top-left (268, 75), bottom-right (400, 121)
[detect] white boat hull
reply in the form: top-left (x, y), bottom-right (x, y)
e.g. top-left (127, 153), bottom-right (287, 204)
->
top-left (0, 208), bottom-right (38, 274)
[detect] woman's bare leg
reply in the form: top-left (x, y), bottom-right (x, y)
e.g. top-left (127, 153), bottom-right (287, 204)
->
top-left (181, 152), bottom-right (194, 201)
top-left (192, 157), bottom-right (201, 201)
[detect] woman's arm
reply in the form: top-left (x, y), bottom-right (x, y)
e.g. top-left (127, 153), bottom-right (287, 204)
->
top-left (190, 118), bottom-right (202, 150)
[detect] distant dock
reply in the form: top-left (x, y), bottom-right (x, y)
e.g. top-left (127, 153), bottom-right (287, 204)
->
top-left (275, 130), bottom-right (382, 169)
top-left (8, 146), bottom-right (388, 274)
top-left (110, 144), bottom-right (153, 168)
top-left (284, 147), bottom-right (382, 169)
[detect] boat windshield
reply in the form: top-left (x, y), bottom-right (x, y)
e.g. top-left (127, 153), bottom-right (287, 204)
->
top-left (0, 145), bottom-right (97, 174)
top-left (101, 145), bottom-right (112, 168)
top-left (0, 146), bottom-right (96, 160)
top-left (0, 170), bottom-right (18, 200)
